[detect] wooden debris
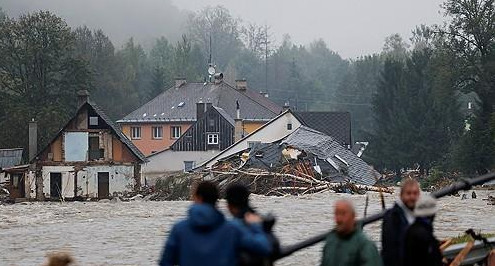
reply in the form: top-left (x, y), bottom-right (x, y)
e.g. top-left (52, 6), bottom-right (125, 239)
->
top-left (206, 167), bottom-right (393, 196)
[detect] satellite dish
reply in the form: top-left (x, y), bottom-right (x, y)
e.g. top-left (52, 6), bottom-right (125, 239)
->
top-left (208, 66), bottom-right (216, 75)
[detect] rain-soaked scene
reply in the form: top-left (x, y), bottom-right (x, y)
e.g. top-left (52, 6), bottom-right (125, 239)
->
top-left (1, 0), bottom-right (495, 265)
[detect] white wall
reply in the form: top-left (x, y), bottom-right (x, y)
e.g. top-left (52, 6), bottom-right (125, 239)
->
top-left (26, 171), bottom-right (36, 198)
top-left (204, 112), bottom-right (302, 168)
top-left (42, 166), bottom-right (75, 199)
top-left (143, 150), bottom-right (220, 174)
top-left (77, 165), bottom-right (135, 198)
top-left (41, 165), bottom-right (135, 199)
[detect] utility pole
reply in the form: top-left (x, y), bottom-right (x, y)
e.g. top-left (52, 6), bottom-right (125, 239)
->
top-left (264, 24), bottom-right (269, 95)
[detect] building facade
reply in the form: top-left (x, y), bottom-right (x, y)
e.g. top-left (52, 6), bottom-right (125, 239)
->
top-left (143, 103), bottom-right (236, 175)
top-left (32, 93), bottom-right (146, 200)
top-left (117, 78), bottom-right (281, 155)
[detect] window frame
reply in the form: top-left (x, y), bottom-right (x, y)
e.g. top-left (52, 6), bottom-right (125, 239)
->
top-left (89, 116), bottom-right (99, 126)
top-left (152, 126), bottom-right (163, 139)
top-left (207, 133), bottom-right (219, 145)
top-left (184, 161), bottom-right (195, 172)
top-left (131, 126), bottom-right (141, 140)
top-left (171, 126), bottom-right (181, 139)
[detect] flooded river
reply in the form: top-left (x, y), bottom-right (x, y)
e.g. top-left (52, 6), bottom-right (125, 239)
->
top-left (1, 189), bottom-right (494, 265)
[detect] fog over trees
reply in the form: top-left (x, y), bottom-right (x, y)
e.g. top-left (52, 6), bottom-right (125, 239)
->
top-left (1, 0), bottom-right (494, 177)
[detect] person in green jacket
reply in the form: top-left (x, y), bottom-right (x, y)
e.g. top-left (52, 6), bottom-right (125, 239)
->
top-left (321, 199), bottom-right (383, 266)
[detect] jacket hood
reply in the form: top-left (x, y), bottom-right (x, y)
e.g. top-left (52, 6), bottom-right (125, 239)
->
top-left (188, 203), bottom-right (225, 230)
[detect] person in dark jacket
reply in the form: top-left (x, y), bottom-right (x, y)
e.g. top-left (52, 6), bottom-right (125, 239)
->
top-left (404, 195), bottom-right (443, 266)
top-left (159, 181), bottom-right (272, 266)
top-left (381, 179), bottom-right (420, 266)
top-left (226, 183), bottom-right (279, 266)
top-left (321, 199), bottom-right (382, 266)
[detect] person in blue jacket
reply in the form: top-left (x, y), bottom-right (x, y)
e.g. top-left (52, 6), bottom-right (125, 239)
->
top-left (159, 181), bottom-right (272, 266)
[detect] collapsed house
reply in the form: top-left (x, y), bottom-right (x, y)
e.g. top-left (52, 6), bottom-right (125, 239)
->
top-left (208, 126), bottom-right (389, 195)
top-left (13, 91), bottom-right (147, 201)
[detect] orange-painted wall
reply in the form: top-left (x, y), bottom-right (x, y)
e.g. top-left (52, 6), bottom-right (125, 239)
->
top-left (121, 123), bottom-right (192, 156)
top-left (243, 122), bottom-right (266, 135)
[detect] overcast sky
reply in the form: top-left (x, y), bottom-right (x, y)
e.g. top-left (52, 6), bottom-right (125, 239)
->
top-left (173, 0), bottom-right (446, 58)
top-left (1, 0), bottom-right (446, 58)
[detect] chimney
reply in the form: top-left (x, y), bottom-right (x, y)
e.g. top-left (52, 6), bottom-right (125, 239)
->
top-left (175, 78), bottom-right (186, 88)
top-left (213, 73), bottom-right (223, 84)
top-left (235, 79), bottom-right (247, 91)
top-left (29, 119), bottom-right (37, 161)
top-left (196, 101), bottom-right (206, 120)
top-left (282, 101), bottom-right (291, 112)
top-left (234, 100), bottom-right (243, 142)
top-left (77, 90), bottom-right (89, 106)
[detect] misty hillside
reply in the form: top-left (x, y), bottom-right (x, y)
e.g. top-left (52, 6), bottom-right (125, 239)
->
top-left (1, 0), bottom-right (188, 49)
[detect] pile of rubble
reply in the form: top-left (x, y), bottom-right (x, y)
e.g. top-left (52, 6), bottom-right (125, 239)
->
top-left (205, 127), bottom-right (393, 196)
top-left (0, 186), bottom-right (9, 204)
top-left (210, 166), bottom-right (392, 196)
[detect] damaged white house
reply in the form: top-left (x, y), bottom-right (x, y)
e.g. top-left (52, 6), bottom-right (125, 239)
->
top-left (29, 91), bottom-right (146, 200)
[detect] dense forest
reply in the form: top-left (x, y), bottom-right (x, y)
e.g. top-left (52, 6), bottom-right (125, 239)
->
top-left (1, 0), bottom-right (494, 177)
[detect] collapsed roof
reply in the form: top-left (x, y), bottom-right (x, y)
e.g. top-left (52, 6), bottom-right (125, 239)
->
top-left (226, 126), bottom-right (379, 186)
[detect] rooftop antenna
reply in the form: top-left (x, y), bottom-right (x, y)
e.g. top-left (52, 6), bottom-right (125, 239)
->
top-left (207, 34), bottom-right (216, 83)
top-left (209, 34), bottom-right (212, 66)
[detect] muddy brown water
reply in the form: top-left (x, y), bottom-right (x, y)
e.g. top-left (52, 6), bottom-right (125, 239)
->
top-left (1, 189), bottom-right (494, 265)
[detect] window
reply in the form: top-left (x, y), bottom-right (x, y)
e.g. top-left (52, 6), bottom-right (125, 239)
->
top-left (184, 161), bottom-right (195, 172)
top-left (171, 126), bottom-right (181, 139)
top-left (287, 123), bottom-right (293, 130)
top-left (131, 127), bottom-right (141, 139)
top-left (152, 126), bottom-right (163, 139)
top-left (88, 136), bottom-right (104, 160)
top-left (207, 133), bottom-right (219, 144)
top-left (89, 116), bottom-right (99, 126)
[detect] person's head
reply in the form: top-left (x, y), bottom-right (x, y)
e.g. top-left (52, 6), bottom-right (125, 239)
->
top-left (225, 183), bottom-right (250, 217)
top-left (400, 179), bottom-right (420, 210)
top-left (193, 181), bottom-right (219, 205)
top-left (413, 195), bottom-right (437, 220)
top-left (334, 199), bottom-right (356, 235)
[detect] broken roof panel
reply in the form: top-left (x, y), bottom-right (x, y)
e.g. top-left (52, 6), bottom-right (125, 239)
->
top-left (0, 148), bottom-right (23, 169)
top-left (281, 126), bottom-right (379, 186)
top-left (118, 82), bottom-right (281, 123)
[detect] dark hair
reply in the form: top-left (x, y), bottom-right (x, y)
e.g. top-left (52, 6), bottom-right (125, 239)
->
top-left (195, 181), bottom-right (219, 205)
top-left (226, 183), bottom-right (250, 208)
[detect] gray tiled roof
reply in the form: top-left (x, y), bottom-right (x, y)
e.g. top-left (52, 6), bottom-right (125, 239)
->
top-left (118, 82), bottom-right (281, 123)
top-left (293, 112), bottom-right (351, 146)
top-left (281, 126), bottom-right (379, 186)
top-left (0, 148), bottom-right (23, 169)
top-left (213, 106), bottom-right (235, 126)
